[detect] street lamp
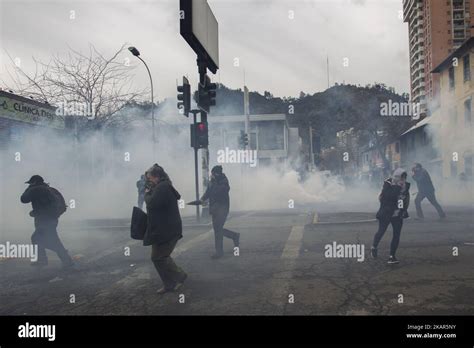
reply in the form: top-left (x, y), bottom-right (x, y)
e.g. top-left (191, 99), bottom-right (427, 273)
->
top-left (128, 46), bottom-right (156, 158)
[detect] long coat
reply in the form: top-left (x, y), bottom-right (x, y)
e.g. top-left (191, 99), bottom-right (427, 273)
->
top-left (376, 179), bottom-right (411, 220)
top-left (143, 180), bottom-right (183, 246)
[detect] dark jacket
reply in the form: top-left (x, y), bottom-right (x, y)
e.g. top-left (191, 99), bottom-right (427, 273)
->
top-left (201, 174), bottom-right (230, 215)
top-left (143, 180), bottom-right (182, 246)
top-left (412, 168), bottom-right (435, 193)
top-left (20, 183), bottom-right (57, 218)
top-left (376, 178), bottom-right (411, 220)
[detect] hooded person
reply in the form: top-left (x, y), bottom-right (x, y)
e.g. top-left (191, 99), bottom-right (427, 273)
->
top-left (200, 165), bottom-right (240, 259)
top-left (370, 168), bottom-right (411, 264)
top-left (144, 164), bottom-right (187, 294)
top-left (412, 163), bottom-right (446, 219)
top-left (20, 175), bottom-right (74, 269)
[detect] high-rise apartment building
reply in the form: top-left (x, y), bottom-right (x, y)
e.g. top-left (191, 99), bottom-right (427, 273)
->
top-left (403, 0), bottom-right (474, 114)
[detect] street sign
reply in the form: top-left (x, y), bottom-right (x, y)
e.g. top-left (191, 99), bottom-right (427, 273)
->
top-left (180, 0), bottom-right (219, 74)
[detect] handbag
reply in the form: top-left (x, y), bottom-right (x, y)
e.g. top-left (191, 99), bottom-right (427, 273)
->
top-left (130, 206), bottom-right (147, 240)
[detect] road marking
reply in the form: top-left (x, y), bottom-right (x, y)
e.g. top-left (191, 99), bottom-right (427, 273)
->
top-left (105, 211), bottom-right (255, 289)
top-left (281, 226), bottom-right (304, 259)
top-left (268, 220), bottom-right (307, 314)
top-left (313, 212), bottom-right (319, 224)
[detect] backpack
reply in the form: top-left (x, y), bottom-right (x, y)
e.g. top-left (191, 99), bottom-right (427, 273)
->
top-left (49, 187), bottom-right (67, 217)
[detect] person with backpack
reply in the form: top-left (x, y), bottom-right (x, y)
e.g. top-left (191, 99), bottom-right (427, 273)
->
top-left (20, 175), bottom-right (74, 269)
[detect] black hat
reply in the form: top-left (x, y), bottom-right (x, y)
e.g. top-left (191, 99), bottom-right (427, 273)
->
top-left (211, 165), bottom-right (223, 175)
top-left (25, 175), bottom-right (44, 185)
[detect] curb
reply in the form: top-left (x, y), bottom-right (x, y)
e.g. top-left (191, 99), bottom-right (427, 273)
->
top-left (308, 211), bottom-right (376, 226)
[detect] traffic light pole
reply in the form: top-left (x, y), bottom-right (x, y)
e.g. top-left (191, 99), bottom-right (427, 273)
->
top-left (190, 109), bottom-right (201, 223)
top-left (197, 57), bottom-right (210, 220)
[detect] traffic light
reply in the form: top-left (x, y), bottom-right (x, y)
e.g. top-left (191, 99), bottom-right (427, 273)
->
top-left (238, 130), bottom-right (249, 149)
top-left (197, 75), bottom-right (217, 113)
top-left (190, 122), bottom-right (209, 149)
top-left (177, 76), bottom-right (191, 117)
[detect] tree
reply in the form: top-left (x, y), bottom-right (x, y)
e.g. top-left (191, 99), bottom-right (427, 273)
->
top-left (3, 44), bottom-right (146, 129)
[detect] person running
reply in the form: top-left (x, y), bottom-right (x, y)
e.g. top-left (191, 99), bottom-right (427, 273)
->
top-left (20, 175), bottom-right (74, 269)
top-left (371, 168), bottom-right (410, 264)
top-left (412, 163), bottom-right (446, 220)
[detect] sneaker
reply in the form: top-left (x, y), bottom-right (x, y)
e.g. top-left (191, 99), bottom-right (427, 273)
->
top-left (211, 253), bottom-right (223, 259)
top-left (173, 273), bottom-right (187, 291)
top-left (370, 247), bottom-right (378, 259)
top-left (387, 256), bottom-right (400, 264)
top-left (234, 233), bottom-right (240, 248)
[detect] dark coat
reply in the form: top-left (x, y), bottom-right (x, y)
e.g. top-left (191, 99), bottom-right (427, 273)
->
top-left (376, 179), bottom-right (411, 220)
top-left (201, 174), bottom-right (230, 215)
top-left (143, 180), bottom-right (182, 246)
top-left (20, 183), bottom-right (57, 218)
top-left (412, 168), bottom-right (435, 193)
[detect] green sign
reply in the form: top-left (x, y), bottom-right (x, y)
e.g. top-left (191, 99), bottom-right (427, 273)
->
top-left (0, 94), bottom-right (64, 129)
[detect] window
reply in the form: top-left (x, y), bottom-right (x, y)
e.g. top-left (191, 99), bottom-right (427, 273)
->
top-left (449, 66), bottom-right (455, 90)
top-left (464, 98), bottom-right (472, 125)
top-left (395, 142), bottom-right (400, 154)
top-left (463, 54), bottom-right (471, 82)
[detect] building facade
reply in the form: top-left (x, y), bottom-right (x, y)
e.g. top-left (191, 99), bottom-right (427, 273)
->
top-left (403, 0), bottom-right (474, 113)
top-left (432, 37), bottom-right (473, 178)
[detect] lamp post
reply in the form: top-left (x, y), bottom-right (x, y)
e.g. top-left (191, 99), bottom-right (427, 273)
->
top-left (128, 46), bottom-right (156, 158)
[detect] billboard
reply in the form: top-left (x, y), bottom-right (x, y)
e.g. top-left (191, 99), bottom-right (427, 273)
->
top-left (180, 0), bottom-right (219, 73)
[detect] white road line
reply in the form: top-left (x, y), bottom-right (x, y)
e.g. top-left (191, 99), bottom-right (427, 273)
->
top-left (281, 226), bottom-right (304, 259)
top-left (268, 221), bottom-right (307, 314)
top-left (104, 211), bottom-right (255, 289)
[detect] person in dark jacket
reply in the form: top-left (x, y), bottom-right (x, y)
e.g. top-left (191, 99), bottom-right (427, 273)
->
top-left (136, 174), bottom-right (146, 210)
top-left (412, 163), bottom-right (446, 219)
top-left (20, 175), bottom-right (74, 269)
top-left (200, 165), bottom-right (240, 259)
top-left (371, 169), bottom-right (410, 264)
top-left (144, 164), bottom-right (187, 294)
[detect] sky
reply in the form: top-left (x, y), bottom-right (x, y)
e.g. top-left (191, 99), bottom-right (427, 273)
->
top-left (0, 0), bottom-right (410, 101)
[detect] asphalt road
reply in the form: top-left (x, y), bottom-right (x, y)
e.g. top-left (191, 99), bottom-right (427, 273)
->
top-left (0, 206), bottom-right (473, 315)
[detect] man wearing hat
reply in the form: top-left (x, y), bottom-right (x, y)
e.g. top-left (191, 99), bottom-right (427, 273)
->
top-left (21, 175), bottom-right (74, 268)
top-left (200, 165), bottom-right (240, 259)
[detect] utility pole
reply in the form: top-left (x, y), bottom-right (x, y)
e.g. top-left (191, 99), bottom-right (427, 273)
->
top-left (244, 86), bottom-right (250, 149)
top-left (190, 109), bottom-right (201, 222)
top-left (197, 57), bottom-right (210, 219)
top-left (327, 55), bottom-right (330, 89)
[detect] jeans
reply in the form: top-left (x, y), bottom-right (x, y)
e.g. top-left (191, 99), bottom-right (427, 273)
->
top-left (151, 237), bottom-right (187, 289)
top-left (373, 216), bottom-right (403, 257)
top-left (212, 209), bottom-right (239, 255)
top-left (414, 191), bottom-right (446, 218)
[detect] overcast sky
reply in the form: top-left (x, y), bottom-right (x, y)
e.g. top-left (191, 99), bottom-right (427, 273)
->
top-left (0, 0), bottom-right (410, 101)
